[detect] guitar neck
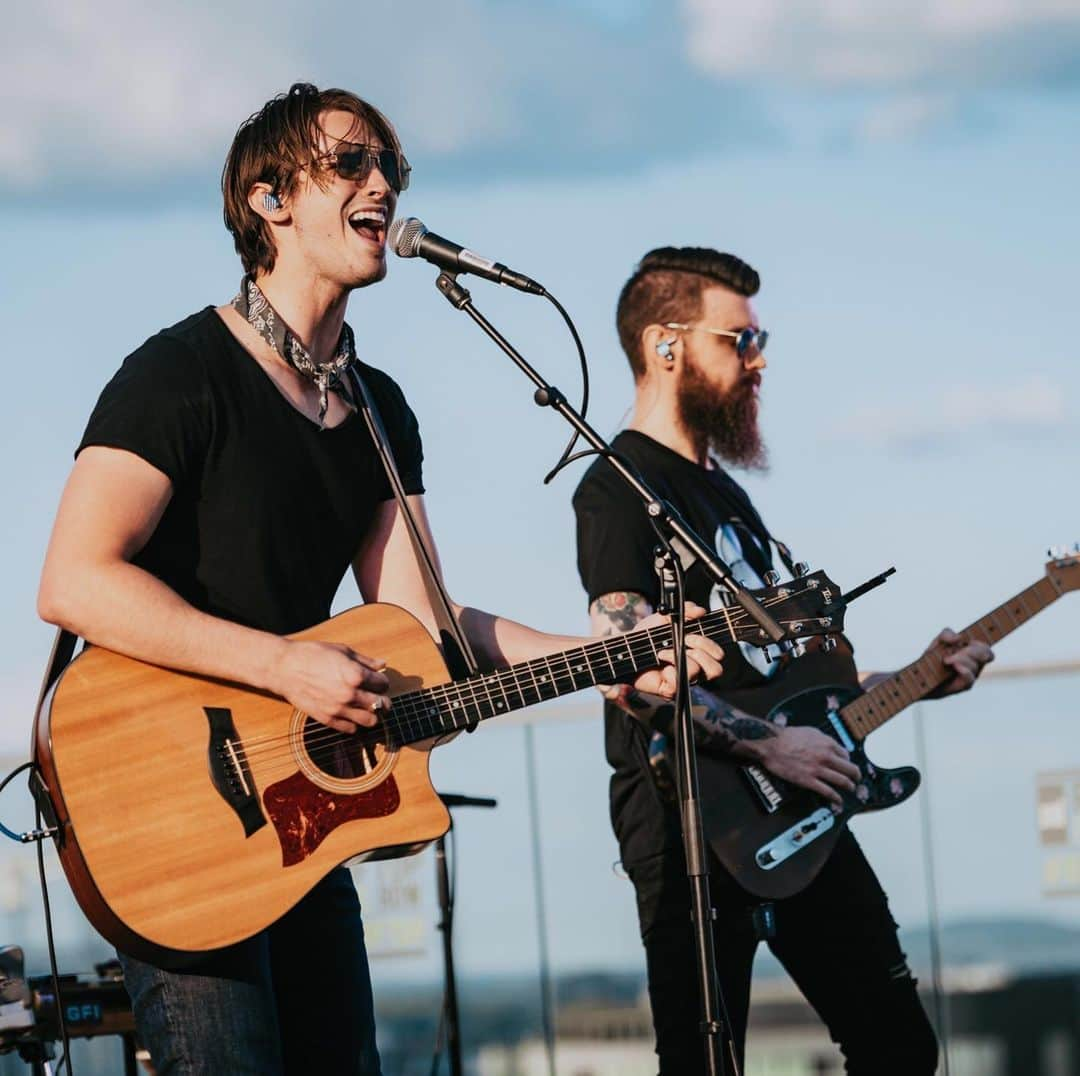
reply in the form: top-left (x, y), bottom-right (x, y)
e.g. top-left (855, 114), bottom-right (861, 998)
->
top-left (841, 574), bottom-right (1063, 739)
top-left (384, 601), bottom-right (780, 748)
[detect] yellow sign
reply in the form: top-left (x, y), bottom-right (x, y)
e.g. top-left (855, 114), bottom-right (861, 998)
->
top-left (351, 855), bottom-right (433, 959)
top-left (1037, 770), bottom-right (1080, 897)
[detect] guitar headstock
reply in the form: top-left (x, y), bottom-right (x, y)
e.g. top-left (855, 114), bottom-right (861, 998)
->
top-left (1046, 544), bottom-right (1080, 592)
top-left (729, 569), bottom-right (848, 648)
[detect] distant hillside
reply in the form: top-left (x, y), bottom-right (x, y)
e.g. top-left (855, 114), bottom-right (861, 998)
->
top-left (905, 916), bottom-right (1080, 975)
top-left (377, 915), bottom-right (1080, 1004)
top-left (753, 915), bottom-right (1080, 981)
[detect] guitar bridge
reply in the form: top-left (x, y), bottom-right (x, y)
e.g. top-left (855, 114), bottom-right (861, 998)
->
top-left (205, 707), bottom-right (266, 838)
top-left (755, 807), bottom-right (835, 869)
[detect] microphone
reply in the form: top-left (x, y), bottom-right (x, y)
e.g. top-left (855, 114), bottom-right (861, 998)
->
top-left (389, 217), bottom-right (545, 295)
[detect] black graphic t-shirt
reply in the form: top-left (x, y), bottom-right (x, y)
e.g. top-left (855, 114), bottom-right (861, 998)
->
top-left (573, 430), bottom-right (855, 865)
top-left (78, 307), bottom-right (424, 636)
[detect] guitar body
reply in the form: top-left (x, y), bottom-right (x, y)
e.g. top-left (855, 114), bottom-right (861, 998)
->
top-left (34, 603), bottom-right (453, 964)
top-left (701, 684), bottom-right (921, 900)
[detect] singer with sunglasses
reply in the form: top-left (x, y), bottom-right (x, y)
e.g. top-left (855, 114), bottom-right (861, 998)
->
top-left (572, 247), bottom-right (991, 1075)
top-left (36, 89), bottom-right (722, 1076)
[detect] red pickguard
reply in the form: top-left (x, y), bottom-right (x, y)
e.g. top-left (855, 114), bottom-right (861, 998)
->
top-left (262, 772), bottom-right (401, 867)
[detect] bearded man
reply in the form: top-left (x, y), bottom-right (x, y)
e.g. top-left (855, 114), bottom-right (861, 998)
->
top-left (572, 246), bottom-right (992, 1074)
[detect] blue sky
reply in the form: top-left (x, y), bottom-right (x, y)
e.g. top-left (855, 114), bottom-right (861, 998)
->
top-left (3, 1), bottom-right (1079, 984)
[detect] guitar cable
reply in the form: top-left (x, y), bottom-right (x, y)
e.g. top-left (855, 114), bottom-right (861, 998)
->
top-left (36, 795), bottom-right (74, 1075)
top-left (0, 759), bottom-right (36, 843)
top-left (0, 759), bottom-right (74, 1075)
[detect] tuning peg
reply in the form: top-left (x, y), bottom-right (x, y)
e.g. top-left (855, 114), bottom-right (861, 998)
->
top-left (821, 636), bottom-right (838, 653)
top-left (793, 561), bottom-right (809, 578)
top-left (763, 570), bottom-right (781, 586)
top-left (1048, 545), bottom-right (1067, 559)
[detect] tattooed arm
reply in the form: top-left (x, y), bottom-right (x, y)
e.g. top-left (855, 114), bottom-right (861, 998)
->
top-left (591, 590), bottom-right (778, 751)
top-left (591, 591), bottom-right (860, 804)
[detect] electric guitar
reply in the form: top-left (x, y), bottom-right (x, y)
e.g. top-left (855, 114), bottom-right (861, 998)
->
top-left (33, 573), bottom-right (845, 963)
top-left (700, 550), bottom-right (1080, 900)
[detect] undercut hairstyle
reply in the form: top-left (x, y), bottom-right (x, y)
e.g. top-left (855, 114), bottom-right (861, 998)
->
top-left (222, 82), bottom-right (403, 276)
top-left (616, 247), bottom-right (760, 380)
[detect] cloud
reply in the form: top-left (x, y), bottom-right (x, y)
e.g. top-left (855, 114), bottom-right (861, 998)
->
top-left (682, 0), bottom-right (1080, 89)
top-left (829, 375), bottom-right (1069, 451)
top-left (3, 2), bottom-right (293, 195)
top-left (5, 0), bottom-right (1080, 203)
top-left (3, 0), bottom-right (767, 203)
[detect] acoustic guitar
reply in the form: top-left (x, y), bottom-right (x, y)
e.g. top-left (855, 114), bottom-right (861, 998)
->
top-left (34, 572), bottom-right (844, 963)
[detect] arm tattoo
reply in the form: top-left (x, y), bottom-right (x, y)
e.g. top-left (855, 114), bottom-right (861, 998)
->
top-left (592, 592), bottom-right (663, 711)
top-left (591, 592), bottom-right (776, 754)
top-left (691, 692), bottom-right (778, 754)
top-left (591, 591), bottom-right (652, 636)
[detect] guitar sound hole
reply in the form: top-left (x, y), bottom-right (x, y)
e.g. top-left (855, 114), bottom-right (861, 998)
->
top-left (301, 717), bottom-right (387, 780)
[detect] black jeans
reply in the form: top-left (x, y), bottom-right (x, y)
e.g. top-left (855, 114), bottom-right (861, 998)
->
top-left (119, 868), bottom-right (380, 1075)
top-left (626, 831), bottom-right (938, 1076)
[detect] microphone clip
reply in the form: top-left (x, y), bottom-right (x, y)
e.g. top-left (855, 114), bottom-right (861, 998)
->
top-left (436, 272), bottom-right (472, 310)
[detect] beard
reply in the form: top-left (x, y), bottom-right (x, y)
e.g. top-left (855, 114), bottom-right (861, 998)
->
top-left (676, 359), bottom-right (768, 471)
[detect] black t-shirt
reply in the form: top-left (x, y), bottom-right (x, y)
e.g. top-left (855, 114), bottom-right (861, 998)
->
top-left (78, 307), bottom-right (424, 636)
top-left (573, 430), bottom-right (856, 865)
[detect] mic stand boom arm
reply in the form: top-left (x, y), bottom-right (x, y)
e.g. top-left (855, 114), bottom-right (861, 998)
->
top-left (432, 270), bottom-right (785, 644)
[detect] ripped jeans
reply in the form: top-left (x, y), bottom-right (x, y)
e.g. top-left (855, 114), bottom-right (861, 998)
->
top-left (627, 830), bottom-right (938, 1076)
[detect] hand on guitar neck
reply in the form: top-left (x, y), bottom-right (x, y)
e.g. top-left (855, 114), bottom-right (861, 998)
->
top-left (859, 627), bottom-right (994, 699)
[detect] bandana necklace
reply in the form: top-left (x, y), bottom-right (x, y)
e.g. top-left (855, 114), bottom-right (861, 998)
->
top-left (232, 276), bottom-right (356, 426)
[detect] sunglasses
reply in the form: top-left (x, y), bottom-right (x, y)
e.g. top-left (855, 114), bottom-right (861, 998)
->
top-left (317, 143), bottom-right (411, 193)
top-left (664, 322), bottom-right (769, 358)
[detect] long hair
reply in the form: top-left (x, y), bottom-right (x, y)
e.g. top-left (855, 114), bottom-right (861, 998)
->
top-left (222, 82), bottom-right (403, 275)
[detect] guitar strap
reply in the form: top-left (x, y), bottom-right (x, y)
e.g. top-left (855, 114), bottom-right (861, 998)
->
top-left (704, 468), bottom-right (798, 579)
top-left (346, 366), bottom-right (481, 684)
top-left (34, 629), bottom-right (79, 723)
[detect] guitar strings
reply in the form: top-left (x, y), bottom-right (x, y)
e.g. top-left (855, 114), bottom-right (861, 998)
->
top-left (234, 586), bottom-right (824, 770)
top-left (236, 625), bottom-right (710, 769)
top-left (237, 611), bottom-right (815, 771)
top-left (236, 597), bottom-right (781, 764)
top-left (235, 590), bottom-right (819, 766)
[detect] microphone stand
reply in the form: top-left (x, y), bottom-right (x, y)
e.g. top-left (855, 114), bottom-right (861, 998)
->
top-left (431, 270), bottom-right (788, 1075)
top-left (434, 792), bottom-right (498, 1076)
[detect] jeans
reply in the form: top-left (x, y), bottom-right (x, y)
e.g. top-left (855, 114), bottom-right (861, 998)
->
top-left (119, 868), bottom-right (381, 1075)
top-left (627, 830), bottom-right (938, 1076)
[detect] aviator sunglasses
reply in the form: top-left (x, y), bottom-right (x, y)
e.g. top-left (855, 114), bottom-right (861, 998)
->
top-left (317, 142), bottom-right (411, 193)
top-left (664, 322), bottom-right (769, 358)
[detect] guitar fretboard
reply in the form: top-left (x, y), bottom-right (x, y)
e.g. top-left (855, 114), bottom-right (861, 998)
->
top-left (374, 588), bottom-right (818, 747)
top-left (386, 629), bottom-right (672, 745)
top-left (841, 575), bottom-right (1062, 738)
